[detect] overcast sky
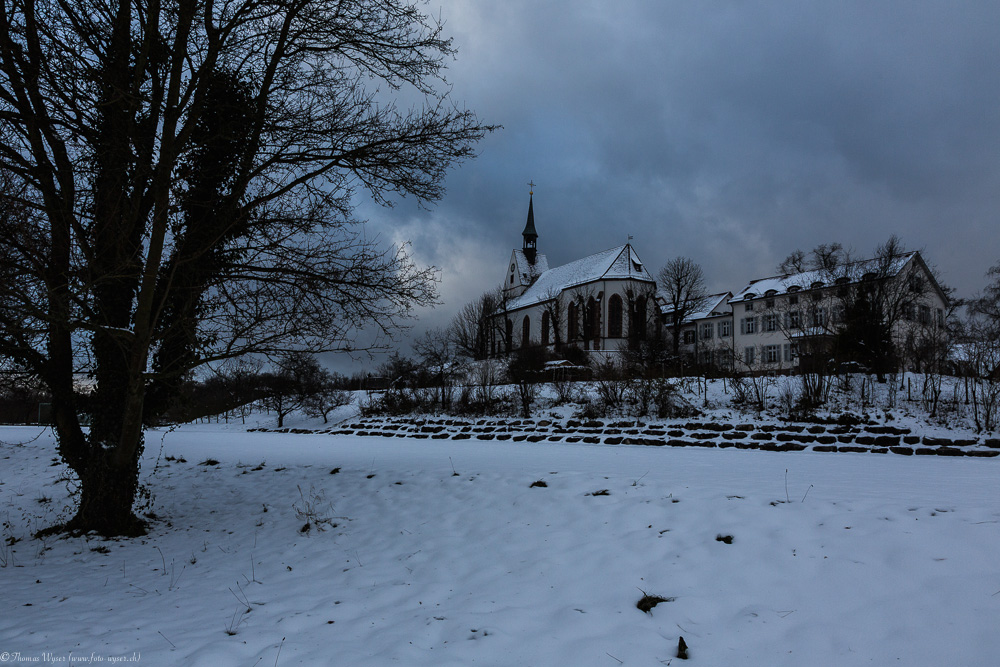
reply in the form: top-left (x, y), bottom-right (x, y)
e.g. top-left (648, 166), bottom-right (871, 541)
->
top-left (338, 0), bottom-right (1000, 372)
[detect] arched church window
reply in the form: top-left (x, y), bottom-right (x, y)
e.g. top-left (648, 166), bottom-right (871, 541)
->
top-left (522, 316), bottom-right (531, 348)
top-left (542, 311), bottom-right (550, 345)
top-left (585, 297), bottom-right (599, 340)
top-left (632, 296), bottom-right (647, 340)
top-left (608, 295), bottom-right (623, 337)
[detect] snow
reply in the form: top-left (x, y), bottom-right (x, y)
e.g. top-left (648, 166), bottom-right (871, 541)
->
top-left (508, 244), bottom-right (654, 310)
top-left (659, 292), bottom-right (733, 321)
top-left (730, 252), bottom-right (917, 302)
top-left (1, 416), bottom-right (999, 666)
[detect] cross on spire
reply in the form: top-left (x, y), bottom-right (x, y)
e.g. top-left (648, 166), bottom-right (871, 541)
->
top-left (528, 180), bottom-right (536, 195)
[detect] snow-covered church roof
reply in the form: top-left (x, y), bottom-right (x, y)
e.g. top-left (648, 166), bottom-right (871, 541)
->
top-left (508, 244), bottom-right (655, 310)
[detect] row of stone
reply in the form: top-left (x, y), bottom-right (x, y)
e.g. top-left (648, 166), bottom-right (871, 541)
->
top-left (249, 417), bottom-right (999, 457)
top-left (343, 429), bottom-right (998, 456)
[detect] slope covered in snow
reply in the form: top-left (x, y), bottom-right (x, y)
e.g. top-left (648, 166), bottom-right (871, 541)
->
top-left (1, 422), bottom-right (998, 666)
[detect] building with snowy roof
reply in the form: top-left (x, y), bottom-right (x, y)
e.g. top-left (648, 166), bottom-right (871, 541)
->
top-left (663, 250), bottom-right (950, 374)
top-left (490, 192), bottom-right (657, 358)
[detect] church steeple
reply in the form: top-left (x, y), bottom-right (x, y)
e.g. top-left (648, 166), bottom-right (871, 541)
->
top-left (522, 182), bottom-right (538, 264)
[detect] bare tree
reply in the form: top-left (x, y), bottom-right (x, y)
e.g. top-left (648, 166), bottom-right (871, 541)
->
top-left (303, 373), bottom-right (351, 425)
top-left (450, 288), bottom-right (505, 360)
top-left (260, 351), bottom-right (329, 429)
top-left (956, 264), bottom-right (1000, 431)
top-left (413, 326), bottom-right (455, 409)
top-left (539, 287), bottom-right (567, 350)
top-left (658, 257), bottom-right (709, 361)
top-left (0, 0), bottom-right (492, 535)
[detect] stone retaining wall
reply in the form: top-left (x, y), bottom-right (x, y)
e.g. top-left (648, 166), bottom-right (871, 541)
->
top-left (249, 418), bottom-right (1000, 458)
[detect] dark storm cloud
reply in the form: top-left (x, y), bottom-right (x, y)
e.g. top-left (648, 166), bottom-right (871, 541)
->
top-left (342, 1), bottom-right (1000, 369)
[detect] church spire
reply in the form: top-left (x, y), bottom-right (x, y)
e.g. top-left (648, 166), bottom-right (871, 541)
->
top-left (522, 181), bottom-right (538, 263)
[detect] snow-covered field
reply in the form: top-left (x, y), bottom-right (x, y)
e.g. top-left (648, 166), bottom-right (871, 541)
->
top-left (1, 418), bottom-right (998, 666)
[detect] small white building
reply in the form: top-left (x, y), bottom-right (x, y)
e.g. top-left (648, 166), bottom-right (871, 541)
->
top-left (658, 292), bottom-right (735, 370)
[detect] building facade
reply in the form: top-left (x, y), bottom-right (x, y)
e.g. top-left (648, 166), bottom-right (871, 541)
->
top-left (490, 194), bottom-right (658, 358)
top-left (662, 251), bottom-right (950, 374)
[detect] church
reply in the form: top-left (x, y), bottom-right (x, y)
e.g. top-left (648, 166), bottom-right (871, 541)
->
top-left (491, 191), bottom-right (657, 358)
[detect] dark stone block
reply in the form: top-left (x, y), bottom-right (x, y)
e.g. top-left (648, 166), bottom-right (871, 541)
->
top-left (890, 446), bottom-right (913, 455)
top-left (777, 433), bottom-right (815, 443)
top-left (751, 433), bottom-right (773, 441)
top-left (813, 445), bottom-right (838, 452)
top-left (604, 437), bottom-right (623, 445)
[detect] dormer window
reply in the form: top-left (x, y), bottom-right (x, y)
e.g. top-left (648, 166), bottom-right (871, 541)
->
top-left (765, 289), bottom-right (777, 297)
top-left (787, 285), bottom-right (801, 293)
top-left (810, 281), bottom-right (824, 289)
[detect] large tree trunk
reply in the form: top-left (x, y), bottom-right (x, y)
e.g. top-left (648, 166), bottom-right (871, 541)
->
top-left (63, 447), bottom-right (146, 536)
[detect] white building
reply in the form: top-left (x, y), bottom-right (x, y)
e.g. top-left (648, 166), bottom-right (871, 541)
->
top-left (491, 193), bottom-right (657, 357)
top-left (664, 251), bottom-right (950, 374)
